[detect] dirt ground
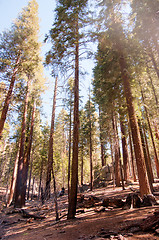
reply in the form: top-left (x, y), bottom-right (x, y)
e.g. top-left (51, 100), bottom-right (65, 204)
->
top-left (1, 183), bottom-right (159, 240)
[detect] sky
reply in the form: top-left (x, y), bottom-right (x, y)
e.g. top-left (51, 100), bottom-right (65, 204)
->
top-left (0, 0), bottom-right (95, 122)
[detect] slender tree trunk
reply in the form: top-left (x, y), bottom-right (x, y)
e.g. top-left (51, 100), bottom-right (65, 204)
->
top-left (138, 118), bottom-right (153, 192)
top-left (38, 157), bottom-right (43, 199)
top-left (14, 78), bottom-right (30, 208)
top-left (7, 142), bottom-right (20, 207)
top-left (109, 135), bottom-right (115, 188)
top-left (31, 176), bottom-right (35, 200)
top-left (27, 154), bottom-right (33, 200)
top-left (22, 100), bottom-right (36, 202)
top-left (0, 55), bottom-right (20, 139)
top-left (80, 143), bottom-right (84, 186)
top-left (112, 113), bottom-right (121, 187)
top-left (45, 76), bottom-right (58, 199)
top-left (120, 119), bottom-right (130, 182)
top-left (139, 78), bottom-right (159, 178)
top-left (128, 128), bottom-right (137, 182)
top-left (67, 19), bottom-right (79, 219)
top-left (89, 94), bottom-right (93, 191)
top-left (99, 107), bottom-right (105, 167)
top-left (119, 147), bottom-right (125, 190)
top-left (143, 126), bottom-right (154, 183)
top-left (68, 97), bottom-right (72, 201)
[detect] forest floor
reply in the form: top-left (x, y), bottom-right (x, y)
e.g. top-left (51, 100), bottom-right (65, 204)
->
top-left (1, 182), bottom-right (159, 240)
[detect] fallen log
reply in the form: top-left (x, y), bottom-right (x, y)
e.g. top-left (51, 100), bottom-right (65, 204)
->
top-left (140, 210), bottom-right (159, 231)
top-left (21, 209), bottom-right (46, 220)
top-left (102, 197), bottom-right (125, 208)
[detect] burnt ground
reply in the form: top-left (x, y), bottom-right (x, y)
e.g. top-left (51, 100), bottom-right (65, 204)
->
top-left (1, 183), bottom-right (159, 240)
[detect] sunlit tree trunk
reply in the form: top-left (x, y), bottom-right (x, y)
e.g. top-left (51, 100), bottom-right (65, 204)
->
top-left (7, 142), bottom-right (20, 207)
top-left (99, 107), bottom-right (105, 167)
top-left (45, 76), bottom-right (59, 220)
top-left (27, 154), bottom-right (33, 200)
top-left (22, 100), bottom-right (36, 202)
top-left (14, 78), bottom-right (30, 208)
top-left (128, 128), bottom-right (137, 182)
top-left (138, 118), bottom-right (153, 192)
top-left (45, 77), bottom-right (58, 199)
top-left (0, 55), bottom-right (20, 139)
top-left (68, 19), bottom-right (79, 219)
top-left (68, 93), bottom-right (72, 200)
top-left (120, 119), bottom-right (130, 182)
top-left (112, 113), bottom-right (120, 187)
top-left (89, 94), bottom-right (93, 191)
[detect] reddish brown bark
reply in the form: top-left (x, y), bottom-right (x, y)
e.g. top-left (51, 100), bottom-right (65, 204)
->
top-left (128, 128), bottom-right (137, 182)
top-left (80, 143), bottom-right (84, 186)
top-left (120, 119), bottom-right (130, 182)
top-left (22, 100), bottom-right (36, 203)
top-left (119, 54), bottom-right (151, 196)
top-left (67, 20), bottom-right (79, 219)
top-left (45, 76), bottom-right (59, 220)
top-left (0, 55), bottom-right (20, 139)
top-left (68, 92), bottom-right (72, 200)
top-left (45, 76), bottom-right (58, 199)
top-left (138, 78), bottom-right (159, 179)
top-left (7, 142), bottom-right (20, 207)
top-left (112, 113), bottom-right (121, 187)
top-left (14, 78), bottom-right (30, 208)
top-left (138, 118), bottom-right (153, 192)
top-left (89, 95), bottom-right (93, 191)
top-left (99, 107), bottom-right (105, 167)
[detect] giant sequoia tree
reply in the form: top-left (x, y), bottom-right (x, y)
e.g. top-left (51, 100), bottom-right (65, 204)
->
top-left (46, 0), bottom-right (90, 219)
top-left (10, 0), bottom-right (44, 208)
top-left (94, 0), bottom-right (151, 196)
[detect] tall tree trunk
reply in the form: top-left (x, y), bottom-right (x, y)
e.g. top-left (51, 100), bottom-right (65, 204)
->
top-left (138, 118), bottom-right (153, 192)
top-left (89, 94), bottom-right (93, 191)
top-left (99, 107), bottom-right (105, 167)
top-left (45, 76), bottom-right (58, 200)
top-left (110, 7), bottom-right (151, 195)
top-left (80, 143), bottom-right (84, 186)
top-left (14, 78), bottom-right (30, 208)
top-left (68, 93), bottom-right (72, 201)
top-left (67, 19), bottom-right (79, 219)
top-left (120, 119), bottom-right (130, 182)
top-left (38, 156), bottom-right (43, 200)
top-left (112, 113), bottom-right (121, 187)
top-left (109, 135), bottom-right (115, 188)
top-left (7, 142), bottom-right (20, 207)
top-left (27, 154), bottom-right (33, 200)
top-left (117, 50), bottom-right (151, 195)
top-left (0, 55), bottom-right (21, 139)
top-left (128, 128), bottom-right (137, 182)
top-left (22, 100), bottom-right (36, 202)
top-left (139, 78), bottom-right (159, 178)
top-left (143, 126), bottom-right (154, 183)
top-left (31, 176), bottom-right (35, 200)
